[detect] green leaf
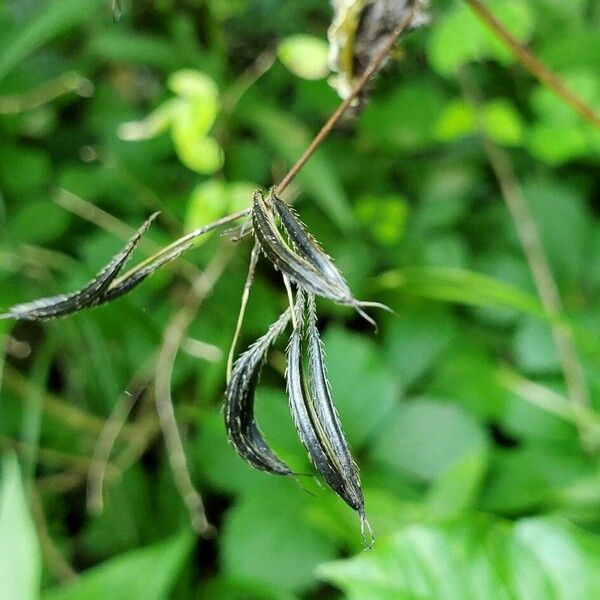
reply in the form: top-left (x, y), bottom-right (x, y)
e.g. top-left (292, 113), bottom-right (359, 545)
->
top-left (426, 450), bottom-right (488, 519)
top-left (427, 0), bottom-right (534, 76)
top-left (319, 516), bottom-right (600, 600)
top-left (482, 99), bottom-right (524, 146)
top-left (383, 306), bottom-right (456, 390)
top-left (0, 0), bottom-right (104, 84)
top-left (173, 133), bottom-right (224, 174)
top-left (220, 478), bottom-right (336, 594)
top-left (322, 327), bottom-right (400, 447)
top-left (377, 267), bottom-right (546, 318)
top-left (369, 399), bottom-right (488, 482)
top-left (354, 194), bottom-right (409, 246)
top-left (42, 531), bottom-right (194, 600)
top-left (278, 35), bottom-right (330, 80)
top-left (168, 69), bottom-right (219, 102)
top-left (0, 454), bottom-right (41, 600)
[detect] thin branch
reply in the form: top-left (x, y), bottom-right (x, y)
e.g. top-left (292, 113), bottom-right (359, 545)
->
top-left (30, 487), bottom-right (78, 584)
top-left (86, 381), bottom-right (150, 516)
top-left (464, 0), bottom-right (600, 129)
top-left (226, 240), bottom-right (261, 383)
top-left (276, 3), bottom-right (421, 194)
top-left (460, 72), bottom-right (595, 450)
top-left (0, 71), bottom-right (93, 114)
top-left (154, 244), bottom-right (234, 536)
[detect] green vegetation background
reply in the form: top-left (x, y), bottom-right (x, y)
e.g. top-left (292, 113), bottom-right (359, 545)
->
top-left (1, 0), bottom-right (600, 598)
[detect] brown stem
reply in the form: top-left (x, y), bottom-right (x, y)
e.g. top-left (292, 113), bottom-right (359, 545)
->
top-left (459, 71), bottom-right (595, 451)
top-left (276, 3), bottom-right (421, 194)
top-left (464, 0), bottom-right (600, 129)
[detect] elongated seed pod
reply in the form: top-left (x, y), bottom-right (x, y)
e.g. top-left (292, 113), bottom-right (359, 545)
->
top-left (0, 213), bottom-right (159, 321)
top-left (253, 191), bottom-right (388, 329)
top-left (270, 189), bottom-right (351, 298)
top-left (224, 308), bottom-right (293, 475)
top-left (252, 191), bottom-right (347, 302)
top-left (99, 241), bottom-right (194, 304)
top-left (306, 294), bottom-right (363, 501)
top-left (286, 291), bottom-right (362, 511)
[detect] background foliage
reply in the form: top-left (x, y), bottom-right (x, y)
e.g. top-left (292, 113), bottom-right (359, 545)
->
top-left (1, 0), bottom-right (599, 598)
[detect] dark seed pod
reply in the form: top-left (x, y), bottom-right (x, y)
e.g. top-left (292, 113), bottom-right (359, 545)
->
top-left (224, 308), bottom-right (293, 475)
top-left (100, 241), bottom-right (194, 304)
top-left (252, 191), bottom-right (341, 301)
top-left (306, 294), bottom-right (362, 499)
top-left (286, 291), bottom-right (359, 507)
top-left (0, 213), bottom-right (159, 321)
top-left (253, 190), bottom-right (389, 329)
top-left (270, 189), bottom-right (351, 299)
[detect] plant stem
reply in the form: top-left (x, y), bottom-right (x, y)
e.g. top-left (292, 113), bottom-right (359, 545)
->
top-left (276, 2), bottom-right (421, 194)
top-left (464, 0), bottom-right (600, 129)
top-left (460, 72), bottom-right (595, 451)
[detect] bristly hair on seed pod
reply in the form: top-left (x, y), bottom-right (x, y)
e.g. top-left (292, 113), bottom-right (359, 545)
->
top-left (224, 307), bottom-right (294, 476)
top-left (0, 213), bottom-right (160, 321)
top-left (285, 289), bottom-right (373, 548)
top-left (328, 0), bottom-right (429, 109)
top-left (252, 189), bottom-right (391, 329)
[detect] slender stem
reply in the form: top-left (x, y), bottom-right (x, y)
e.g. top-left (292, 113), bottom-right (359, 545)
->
top-left (464, 0), bottom-right (600, 129)
top-left (460, 72), bottom-right (595, 451)
top-left (275, 2), bottom-right (421, 194)
top-left (226, 240), bottom-right (261, 383)
top-left (154, 244), bottom-right (233, 536)
top-left (86, 381), bottom-right (149, 516)
top-left (30, 487), bottom-right (78, 584)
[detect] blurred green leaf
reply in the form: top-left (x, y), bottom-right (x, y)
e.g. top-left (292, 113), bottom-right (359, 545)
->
top-left (278, 35), bottom-right (329, 80)
top-left (319, 516), bottom-right (600, 600)
top-left (427, 0), bottom-right (534, 76)
top-left (322, 327), bottom-right (400, 447)
top-left (369, 399), bottom-right (488, 482)
top-left (220, 478), bottom-right (336, 594)
top-left (43, 531), bottom-right (194, 600)
top-left (378, 267), bottom-right (546, 318)
top-left (0, 454), bottom-right (41, 600)
top-left (0, 0), bottom-right (104, 84)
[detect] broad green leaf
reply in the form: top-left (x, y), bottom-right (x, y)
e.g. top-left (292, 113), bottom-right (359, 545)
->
top-left (319, 516), bottom-right (600, 600)
top-left (354, 194), bottom-right (409, 246)
top-left (377, 267), bottom-right (546, 318)
top-left (427, 0), bottom-right (534, 76)
top-left (173, 133), bottom-right (223, 174)
top-left (482, 99), bottom-right (524, 146)
top-left (360, 82), bottom-right (446, 152)
top-left (383, 306), bottom-right (456, 389)
top-left (168, 69), bottom-right (219, 102)
top-left (435, 98), bottom-right (523, 146)
top-left (278, 35), bottom-right (329, 80)
top-left (513, 318), bottom-right (560, 374)
top-left (241, 102), bottom-right (353, 232)
top-left (369, 399), bottom-right (488, 482)
top-left (0, 454), bottom-right (41, 600)
top-left (426, 450), bottom-right (488, 519)
top-left (0, 0), bottom-right (104, 84)
top-left (322, 327), bottom-right (400, 447)
top-left (42, 531), bottom-right (194, 600)
top-left (220, 478), bottom-right (336, 594)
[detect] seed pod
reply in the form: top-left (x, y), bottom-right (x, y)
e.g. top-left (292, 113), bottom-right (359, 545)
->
top-left (306, 294), bottom-right (362, 499)
top-left (100, 241), bottom-right (194, 304)
top-left (252, 191), bottom-right (342, 301)
top-left (0, 213), bottom-right (159, 321)
top-left (224, 308), bottom-right (293, 475)
top-left (286, 290), bottom-right (362, 512)
top-left (270, 189), bottom-right (351, 298)
top-left (253, 190), bottom-right (389, 329)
